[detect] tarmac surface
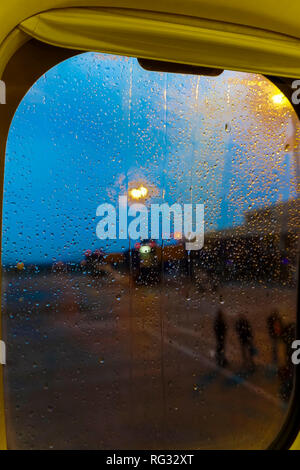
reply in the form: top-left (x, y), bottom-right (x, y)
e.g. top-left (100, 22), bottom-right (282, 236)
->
top-left (1, 268), bottom-right (297, 449)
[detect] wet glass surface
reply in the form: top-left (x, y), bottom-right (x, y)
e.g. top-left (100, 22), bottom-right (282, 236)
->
top-left (1, 53), bottom-right (299, 449)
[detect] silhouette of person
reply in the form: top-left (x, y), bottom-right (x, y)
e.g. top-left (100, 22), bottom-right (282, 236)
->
top-left (267, 310), bottom-right (283, 367)
top-left (235, 315), bottom-right (256, 373)
top-left (214, 309), bottom-right (228, 367)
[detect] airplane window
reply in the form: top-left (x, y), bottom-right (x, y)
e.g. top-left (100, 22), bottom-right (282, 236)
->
top-left (2, 52), bottom-right (298, 449)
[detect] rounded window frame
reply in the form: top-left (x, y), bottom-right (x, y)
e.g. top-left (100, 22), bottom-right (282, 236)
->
top-left (0, 38), bottom-right (299, 450)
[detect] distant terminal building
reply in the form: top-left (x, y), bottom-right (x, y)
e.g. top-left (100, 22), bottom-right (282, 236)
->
top-left (106, 199), bottom-right (299, 286)
top-left (199, 198), bottom-right (299, 285)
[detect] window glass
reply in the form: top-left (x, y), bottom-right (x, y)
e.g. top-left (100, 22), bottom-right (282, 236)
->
top-left (2, 52), bottom-right (299, 449)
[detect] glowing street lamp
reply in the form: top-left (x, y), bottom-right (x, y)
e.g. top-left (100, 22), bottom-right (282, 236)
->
top-left (139, 185), bottom-right (148, 198)
top-left (129, 184), bottom-right (148, 201)
top-left (272, 93), bottom-right (286, 105)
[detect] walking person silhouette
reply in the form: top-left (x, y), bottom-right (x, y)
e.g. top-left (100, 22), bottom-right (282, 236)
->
top-left (235, 315), bottom-right (256, 374)
top-left (214, 309), bottom-right (228, 367)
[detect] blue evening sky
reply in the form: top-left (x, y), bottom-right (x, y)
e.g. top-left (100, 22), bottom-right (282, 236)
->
top-left (2, 52), bottom-right (297, 265)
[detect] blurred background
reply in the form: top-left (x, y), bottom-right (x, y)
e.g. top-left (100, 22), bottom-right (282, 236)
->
top-left (1, 52), bottom-right (299, 449)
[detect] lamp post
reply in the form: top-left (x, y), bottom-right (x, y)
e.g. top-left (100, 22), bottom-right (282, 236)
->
top-left (127, 184), bottom-right (150, 272)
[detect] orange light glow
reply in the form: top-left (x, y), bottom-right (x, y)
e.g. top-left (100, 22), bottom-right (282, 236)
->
top-left (129, 185), bottom-right (149, 200)
top-left (272, 93), bottom-right (286, 105)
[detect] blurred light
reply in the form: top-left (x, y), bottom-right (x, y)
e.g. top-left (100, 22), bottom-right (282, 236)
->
top-left (174, 231), bottom-right (182, 240)
top-left (272, 93), bottom-right (286, 105)
top-left (129, 185), bottom-right (148, 200)
top-left (16, 262), bottom-right (24, 271)
top-left (140, 245), bottom-right (151, 254)
top-left (130, 188), bottom-right (141, 199)
top-left (139, 185), bottom-right (148, 197)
